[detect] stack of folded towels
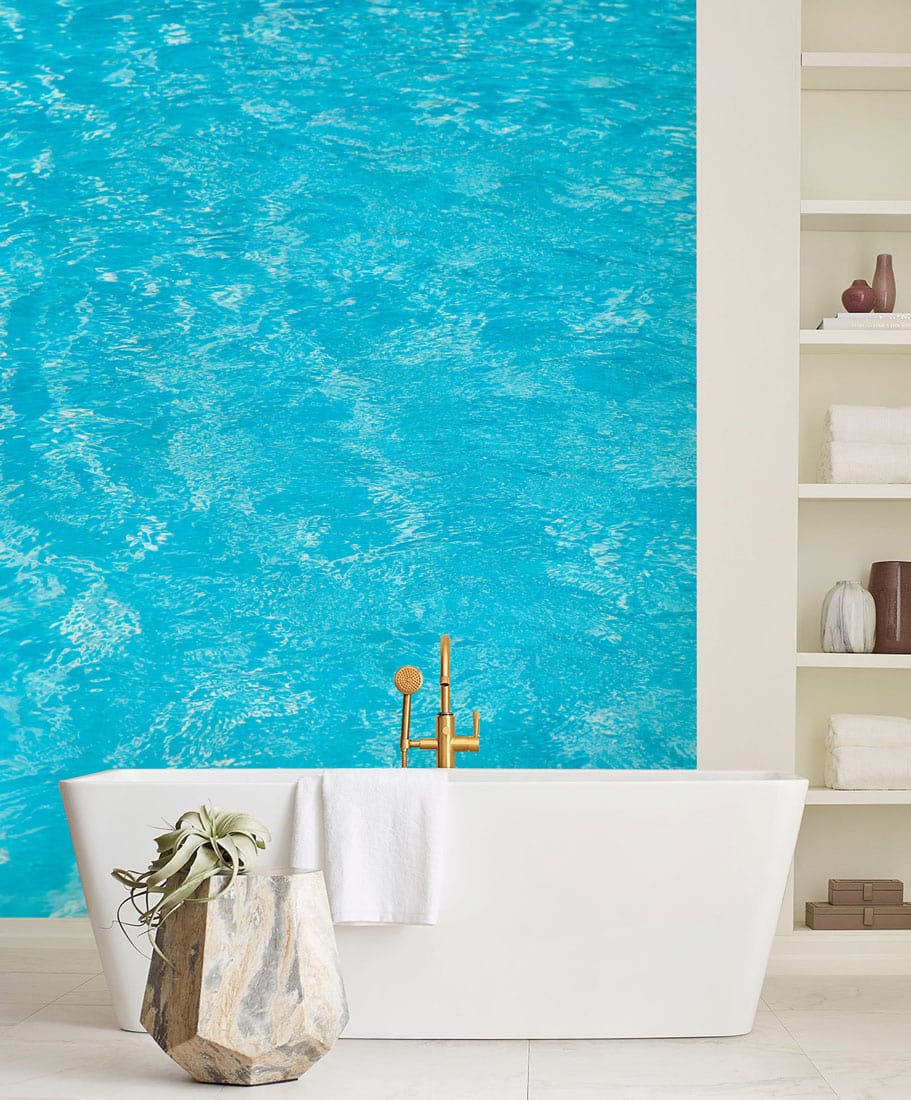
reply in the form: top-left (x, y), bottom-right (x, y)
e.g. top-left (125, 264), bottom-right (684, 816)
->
top-left (825, 714), bottom-right (911, 790)
top-left (820, 404), bottom-right (911, 483)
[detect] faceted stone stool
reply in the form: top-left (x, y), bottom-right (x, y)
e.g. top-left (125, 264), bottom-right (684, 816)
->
top-left (141, 869), bottom-right (348, 1086)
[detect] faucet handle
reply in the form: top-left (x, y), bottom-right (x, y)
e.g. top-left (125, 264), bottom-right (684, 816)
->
top-left (452, 710), bottom-right (481, 757)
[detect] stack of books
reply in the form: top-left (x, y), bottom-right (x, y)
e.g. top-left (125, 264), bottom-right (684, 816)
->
top-left (818, 313), bottom-right (911, 330)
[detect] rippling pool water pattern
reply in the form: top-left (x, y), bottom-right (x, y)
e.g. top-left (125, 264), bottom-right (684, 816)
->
top-left (0, 1), bottom-right (694, 915)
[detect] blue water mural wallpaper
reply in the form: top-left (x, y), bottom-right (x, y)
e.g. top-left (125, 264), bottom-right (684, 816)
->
top-left (0, 0), bottom-right (694, 915)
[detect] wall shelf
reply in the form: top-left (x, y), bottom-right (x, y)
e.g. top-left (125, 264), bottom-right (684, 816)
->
top-left (806, 788), bottom-right (911, 805)
top-left (801, 200), bottom-right (911, 231)
top-left (802, 52), bottom-right (911, 90)
top-left (797, 653), bottom-right (911, 669)
top-left (801, 330), bottom-right (911, 352)
top-left (771, 925), bottom-right (911, 975)
top-left (790, 925), bottom-right (911, 939)
top-left (798, 484), bottom-right (911, 500)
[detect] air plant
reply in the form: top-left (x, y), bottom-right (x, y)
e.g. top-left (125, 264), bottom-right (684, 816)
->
top-left (112, 805), bottom-right (271, 959)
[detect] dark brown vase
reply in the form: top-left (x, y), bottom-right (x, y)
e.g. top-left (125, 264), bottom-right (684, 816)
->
top-left (841, 279), bottom-right (876, 313)
top-left (869, 561), bottom-right (911, 653)
top-left (872, 254), bottom-right (896, 313)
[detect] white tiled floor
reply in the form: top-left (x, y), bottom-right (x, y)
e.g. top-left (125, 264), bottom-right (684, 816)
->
top-left (2, 924), bottom-right (909, 1098)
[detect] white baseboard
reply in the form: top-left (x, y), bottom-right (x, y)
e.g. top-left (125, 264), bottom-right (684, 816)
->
top-left (6, 919), bottom-right (911, 979)
top-left (769, 930), bottom-right (911, 975)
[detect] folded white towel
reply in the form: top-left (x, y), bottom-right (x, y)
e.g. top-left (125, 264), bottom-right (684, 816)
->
top-left (828, 713), bottom-right (911, 750)
top-left (292, 770), bottom-right (449, 925)
top-left (825, 745), bottom-right (911, 790)
top-left (819, 441), bottom-right (911, 483)
top-left (826, 404), bottom-right (911, 444)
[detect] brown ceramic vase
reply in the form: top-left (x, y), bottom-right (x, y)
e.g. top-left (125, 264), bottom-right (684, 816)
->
top-left (841, 279), bottom-right (875, 313)
top-left (872, 254), bottom-right (896, 313)
top-left (868, 561), bottom-right (911, 653)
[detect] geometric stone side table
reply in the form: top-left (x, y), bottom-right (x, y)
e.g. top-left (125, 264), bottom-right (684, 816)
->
top-left (141, 870), bottom-right (348, 1086)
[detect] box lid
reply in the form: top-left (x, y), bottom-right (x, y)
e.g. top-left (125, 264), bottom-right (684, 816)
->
top-left (829, 879), bottom-right (903, 888)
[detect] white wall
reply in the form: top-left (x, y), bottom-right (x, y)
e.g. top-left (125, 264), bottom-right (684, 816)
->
top-left (697, 0), bottom-right (801, 770)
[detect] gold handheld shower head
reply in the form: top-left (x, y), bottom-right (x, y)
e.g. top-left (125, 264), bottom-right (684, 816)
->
top-left (394, 665), bottom-right (423, 696)
top-left (395, 665), bottom-right (423, 767)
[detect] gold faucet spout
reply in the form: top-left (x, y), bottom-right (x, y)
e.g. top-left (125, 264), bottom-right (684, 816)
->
top-left (440, 634), bottom-right (451, 714)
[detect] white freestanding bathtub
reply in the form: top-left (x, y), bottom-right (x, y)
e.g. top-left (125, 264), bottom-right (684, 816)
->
top-left (60, 768), bottom-right (807, 1039)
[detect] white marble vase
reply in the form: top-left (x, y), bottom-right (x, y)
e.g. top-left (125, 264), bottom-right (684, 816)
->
top-left (141, 869), bottom-right (348, 1086)
top-left (821, 580), bottom-right (876, 654)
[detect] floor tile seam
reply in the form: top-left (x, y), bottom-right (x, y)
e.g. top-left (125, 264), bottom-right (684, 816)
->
top-left (44, 971), bottom-right (105, 1007)
top-left (0, 973), bottom-right (105, 1015)
top-left (0, 1001), bottom-right (52, 1030)
top-left (0, 967), bottom-right (105, 976)
top-left (525, 1038), bottom-right (530, 1100)
top-left (803, 1057), bottom-right (850, 1099)
top-left (766, 1010), bottom-right (841, 1096)
top-left (43, 988), bottom-right (84, 1012)
top-left (53, 997), bottom-right (115, 1008)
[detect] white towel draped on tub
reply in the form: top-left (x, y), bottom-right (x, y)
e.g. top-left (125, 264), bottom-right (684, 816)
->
top-left (293, 774), bottom-right (325, 872)
top-left (292, 770), bottom-right (449, 924)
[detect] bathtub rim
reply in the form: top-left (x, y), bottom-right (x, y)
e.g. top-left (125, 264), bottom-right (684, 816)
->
top-left (60, 767), bottom-right (808, 786)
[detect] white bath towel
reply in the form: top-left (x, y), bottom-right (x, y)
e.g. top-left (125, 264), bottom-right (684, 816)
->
top-left (818, 441), bottom-right (911, 483)
top-left (824, 745), bottom-right (911, 790)
top-left (292, 773), bottom-right (324, 872)
top-left (292, 770), bottom-right (449, 924)
top-left (826, 404), bottom-right (911, 444)
top-left (827, 713), bottom-right (911, 750)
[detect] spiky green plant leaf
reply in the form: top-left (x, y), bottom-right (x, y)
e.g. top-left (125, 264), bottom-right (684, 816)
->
top-left (111, 804), bottom-right (271, 962)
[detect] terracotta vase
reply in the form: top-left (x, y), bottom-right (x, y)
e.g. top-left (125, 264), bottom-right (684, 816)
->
top-left (869, 561), bottom-right (911, 654)
top-left (872, 254), bottom-right (896, 313)
top-left (821, 580), bottom-right (876, 654)
top-left (841, 278), bottom-right (876, 313)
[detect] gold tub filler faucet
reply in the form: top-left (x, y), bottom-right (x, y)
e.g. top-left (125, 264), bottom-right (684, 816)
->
top-left (394, 635), bottom-right (480, 768)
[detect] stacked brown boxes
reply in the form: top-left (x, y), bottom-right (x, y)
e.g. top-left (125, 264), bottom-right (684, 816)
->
top-left (806, 879), bottom-right (911, 930)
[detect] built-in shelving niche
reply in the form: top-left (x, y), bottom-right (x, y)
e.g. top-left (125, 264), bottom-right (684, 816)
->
top-left (790, 4), bottom-right (911, 962)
